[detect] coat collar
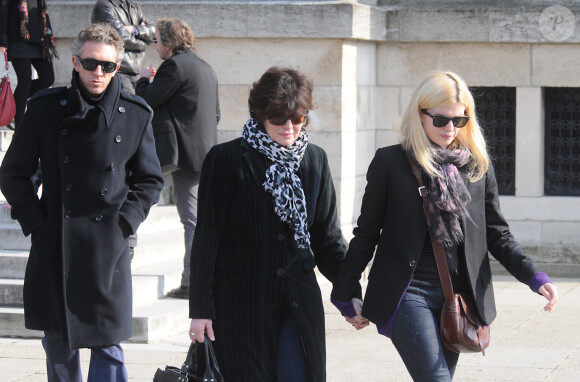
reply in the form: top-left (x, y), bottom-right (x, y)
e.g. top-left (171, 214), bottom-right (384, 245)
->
top-left (240, 139), bottom-right (269, 188)
top-left (70, 71), bottom-right (121, 127)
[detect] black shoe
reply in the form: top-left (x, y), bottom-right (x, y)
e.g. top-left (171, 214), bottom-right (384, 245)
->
top-left (167, 285), bottom-right (189, 299)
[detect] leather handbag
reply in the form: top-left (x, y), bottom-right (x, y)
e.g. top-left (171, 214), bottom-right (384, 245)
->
top-left (153, 335), bottom-right (225, 382)
top-left (410, 159), bottom-right (490, 355)
top-left (0, 52), bottom-right (16, 127)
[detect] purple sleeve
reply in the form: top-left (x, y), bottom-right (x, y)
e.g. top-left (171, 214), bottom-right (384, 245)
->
top-left (331, 297), bottom-right (357, 318)
top-left (529, 272), bottom-right (552, 294)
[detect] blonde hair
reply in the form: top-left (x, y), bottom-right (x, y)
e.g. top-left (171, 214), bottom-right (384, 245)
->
top-left (400, 71), bottom-right (489, 182)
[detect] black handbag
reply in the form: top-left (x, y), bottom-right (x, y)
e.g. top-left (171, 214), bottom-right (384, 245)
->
top-left (153, 335), bottom-right (225, 382)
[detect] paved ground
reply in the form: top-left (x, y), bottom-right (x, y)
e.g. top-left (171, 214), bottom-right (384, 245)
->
top-left (1, 275), bottom-right (579, 381)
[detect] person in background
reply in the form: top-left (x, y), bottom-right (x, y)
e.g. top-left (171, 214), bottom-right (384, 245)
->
top-left (188, 67), bottom-right (359, 381)
top-left (331, 70), bottom-right (559, 381)
top-left (91, 0), bottom-right (155, 93)
top-left (136, 17), bottom-right (220, 299)
top-left (0, 0), bottom-right (57, 129)
top-left (0, 23), bottom-right (163, 381)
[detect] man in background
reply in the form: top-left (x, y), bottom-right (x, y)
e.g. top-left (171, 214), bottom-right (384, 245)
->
top-left (92, 0), bottom-right (155, 93)
top-left (136, 17), bottom-right (220, 299)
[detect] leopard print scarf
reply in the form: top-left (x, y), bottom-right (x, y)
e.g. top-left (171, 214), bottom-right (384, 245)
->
top-left (242, 118), bottom-right (310, 248)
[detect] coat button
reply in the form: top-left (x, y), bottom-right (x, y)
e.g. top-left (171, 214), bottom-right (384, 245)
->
top-left (65, 184), bottom-right (72, 191)
top-left (108, 163), bottom-right (115, 171)
top-left (118, 106), bottom-right (125, 113)
top-left (276, 269), bottom-right (284, 276)
top-left (61, 128), bottom-right (68, 136)
top-left (60, 99), bottom-right (67, 106)
top-left (277, 234), bottom-right (284, 241)
top-left (292, 301), bottom-right (299, 309)
top-left (94, 214), bottom-right (103, 222)
top-left (100, 188), bottom-right (108, 196)
top-left (65, 211), bottom-right (72, 218)
top-left (63, 156), bottom-right (70, 164)
top-left (409, 260), bottom-right (416, 267)
top-left (115, 135), bottom-right (122, 143)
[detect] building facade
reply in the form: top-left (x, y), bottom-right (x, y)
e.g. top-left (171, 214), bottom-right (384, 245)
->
top-left (36, 0), bottom-right (580, 268)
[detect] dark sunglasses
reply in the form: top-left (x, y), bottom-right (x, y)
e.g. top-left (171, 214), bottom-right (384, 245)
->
top-left (268, 114), bottom-right (308, 126)
top-left (76, 57), bottom-right (118, 73)
top-left (421, 109), bottom-right (470, 128)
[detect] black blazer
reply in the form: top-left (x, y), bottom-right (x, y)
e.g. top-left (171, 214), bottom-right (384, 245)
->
top-left (189, 138), bottom-right (353, 381)
top-left (332, 144), bottom-right (539, 327)
top-left (136, 50), bottom-right (220, 174)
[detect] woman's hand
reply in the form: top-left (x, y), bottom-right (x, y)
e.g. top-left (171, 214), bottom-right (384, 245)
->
top-left (344, 298), bottom-right (370, 330)
top-left (189, 319), bottom-right (214, 343)
top-left (538, 283), bottom-right (559, 313)
top-left (0, 47), bottom-right (6, 54)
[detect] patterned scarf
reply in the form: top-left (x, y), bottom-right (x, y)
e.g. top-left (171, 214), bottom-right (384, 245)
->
top-left (242, 118), bottom-right (310, 248)
top-left (427, 146), bottom-right (473, 265)
top-left (18, 0), bottom-right (58, 62)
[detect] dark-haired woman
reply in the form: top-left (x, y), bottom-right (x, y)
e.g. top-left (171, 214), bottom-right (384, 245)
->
top-left (188, 67), bottom-right (356, 382)
top-left (0, 0), bottom-right (57, 129)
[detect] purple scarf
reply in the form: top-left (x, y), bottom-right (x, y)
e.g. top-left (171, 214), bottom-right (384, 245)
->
top-left (427, 146), bottom-right (472, 267)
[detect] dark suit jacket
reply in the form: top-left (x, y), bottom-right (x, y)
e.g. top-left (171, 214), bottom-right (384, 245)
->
top-left (136, 50), bottom-right (220, 174)
top-left (189, 138), bottom-right (353, 381)
top-left (332, 144), bottom-right (539, 327)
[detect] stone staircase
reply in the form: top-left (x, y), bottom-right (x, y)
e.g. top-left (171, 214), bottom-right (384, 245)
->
top-left (0, 127), bottom-right (190, 343)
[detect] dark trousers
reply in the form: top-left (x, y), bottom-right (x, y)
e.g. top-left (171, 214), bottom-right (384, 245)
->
top-left (392, 284), bottom-right (460, 381)
top-left (42, 331), bottom-right (128, 382)
top-left (276, 306), bottom-right (308, 382)
top-left (11, 58), bottom-right (54, 129)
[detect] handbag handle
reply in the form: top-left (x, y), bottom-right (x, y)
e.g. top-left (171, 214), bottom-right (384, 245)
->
top-left (3, 51), bottom-right (8, 71)
top-left (409, 159), bottom-right (455, 304)
top-left (203, 334), bottom-right (224, 382)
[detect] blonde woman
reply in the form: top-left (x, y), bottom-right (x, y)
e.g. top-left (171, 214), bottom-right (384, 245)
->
top-left (331, 71), bottom-right (558, 381)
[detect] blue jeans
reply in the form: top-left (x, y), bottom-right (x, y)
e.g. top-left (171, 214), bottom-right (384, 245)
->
top-left (171, 170), bottom-right (200, 288)
top-left (42, 331), bottom-right (128, 382)
top-left (391, 285), bottom-right (460, 382)
top-left (277, 308), bottom-right (308, 382)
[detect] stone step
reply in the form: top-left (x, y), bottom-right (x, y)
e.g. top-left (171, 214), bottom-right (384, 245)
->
top-left (0, 258), bottom-right (184, 307)
top-left (0, 224), bottom-right (30, 251)
top-left (0, 251), bottom-right (28, 279)
top-left (0, 298), bottom-right (190, 343)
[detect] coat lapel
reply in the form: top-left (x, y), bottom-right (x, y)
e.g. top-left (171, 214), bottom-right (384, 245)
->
top-left (240, 139), bottom-right (268, 189)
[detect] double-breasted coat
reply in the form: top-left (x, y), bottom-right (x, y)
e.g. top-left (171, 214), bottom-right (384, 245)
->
top-left (189, 138), bottom-right (357, 381)
top-left (332, 144), bottom-right (540, 331)
top-left (0, 73), bottom-right (164, 348)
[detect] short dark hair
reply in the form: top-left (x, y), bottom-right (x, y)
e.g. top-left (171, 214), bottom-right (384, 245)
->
top-left (72, 23), bottom-right (124, 61)
top-left (248, 67), bottom-right (314, 126)
top-left (156, 18), bottom-right (195, 54)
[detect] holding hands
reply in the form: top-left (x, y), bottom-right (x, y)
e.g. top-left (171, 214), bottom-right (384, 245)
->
top-left (344, 298), bottom-right (370, 330)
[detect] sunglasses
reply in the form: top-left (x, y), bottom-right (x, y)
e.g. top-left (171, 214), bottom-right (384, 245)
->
top-left (76, 57), bottom-right (118, 73)
top-left (268, 114), bottom-right (308, 126)
top-left (421, 109), bottom-right (470, 128)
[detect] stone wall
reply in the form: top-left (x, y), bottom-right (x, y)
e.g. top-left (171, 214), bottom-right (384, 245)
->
top-left (30, 1), bottom-right (580, 256)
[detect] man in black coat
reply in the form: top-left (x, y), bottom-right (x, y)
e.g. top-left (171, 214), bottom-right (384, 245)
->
top-left (136, 17), bottom-right (220, 299)
top-left (0, 24), bottom-right (163, 381)
top-left (91, 0), bottom-right (155, 93)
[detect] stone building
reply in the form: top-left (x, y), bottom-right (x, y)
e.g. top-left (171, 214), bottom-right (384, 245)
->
top-left (5, 0), bottom-right (580, 272)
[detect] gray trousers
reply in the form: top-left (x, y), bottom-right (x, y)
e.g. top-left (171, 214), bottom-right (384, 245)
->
top-left (171, 169), bottom-right (200, 287)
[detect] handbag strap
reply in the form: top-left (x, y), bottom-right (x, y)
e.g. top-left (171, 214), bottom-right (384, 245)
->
top-left (3, 52), bottom-right (8, 71)
top-left (180, 341), bottom-right (197, 375)
top-left (409, 159), bottom-right (455, 304)
top-left (203, 334), bottom-right (224, 381)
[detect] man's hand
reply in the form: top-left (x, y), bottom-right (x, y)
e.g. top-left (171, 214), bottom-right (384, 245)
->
top-left (139, 65), bottom-right (156, 80)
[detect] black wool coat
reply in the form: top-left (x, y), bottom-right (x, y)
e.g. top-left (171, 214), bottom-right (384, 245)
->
top-left (136, 50), bottom-right (220, 174)
top-left (332, 144), bottom-right (540, 329)
top-left (0, 74), bottom-right (164, 348)
top-left (189, 138), bottom-right (357, 382)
